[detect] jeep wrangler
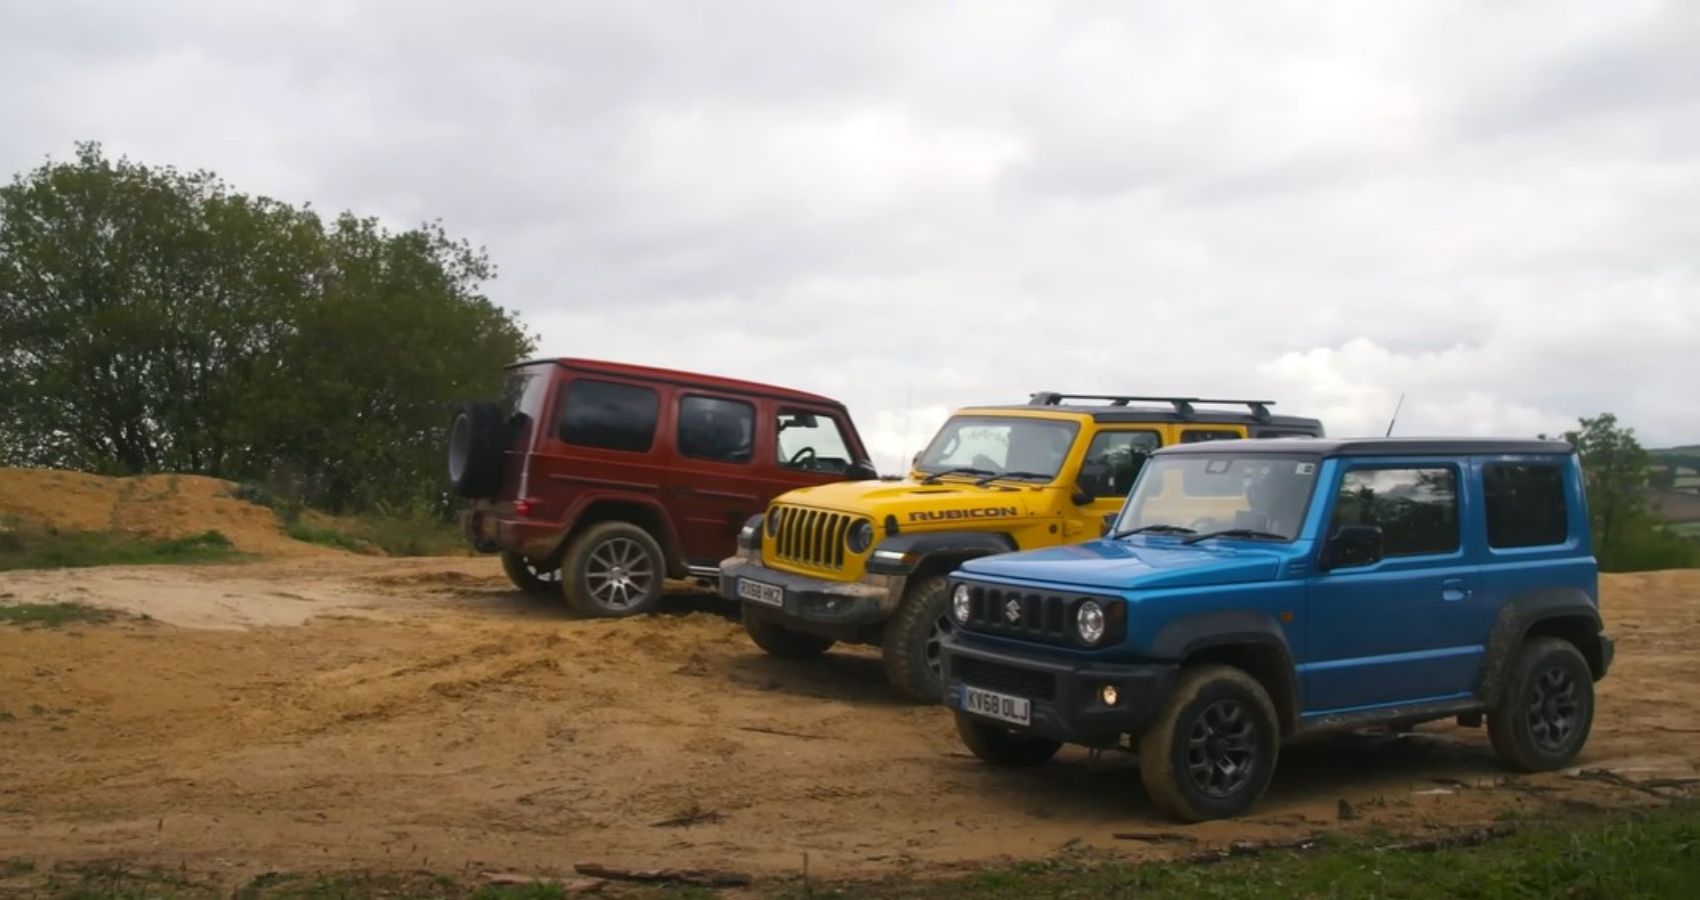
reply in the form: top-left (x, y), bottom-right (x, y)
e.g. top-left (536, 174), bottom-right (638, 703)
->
top-left (941, 437), bottom-right (1613, 821)
top-left (719, 393), bottom-right (1324, 700)
top-left (449, 358), bottom-right (875, 617)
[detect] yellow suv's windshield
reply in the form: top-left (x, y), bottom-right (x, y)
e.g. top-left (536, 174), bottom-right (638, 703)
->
top-left (1114, 454), bottom-right (1319, 542)
top-left (915, 415), bottom-right (1080, 481)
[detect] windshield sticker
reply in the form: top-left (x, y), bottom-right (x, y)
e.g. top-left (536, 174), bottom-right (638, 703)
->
top-left (1296, 463), bottom-right (1315, 475)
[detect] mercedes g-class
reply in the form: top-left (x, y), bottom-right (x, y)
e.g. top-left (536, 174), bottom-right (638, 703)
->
top-left (450, 358), bottom-right (875, 617)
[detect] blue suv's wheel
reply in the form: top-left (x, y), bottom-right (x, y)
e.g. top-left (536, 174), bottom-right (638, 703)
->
top-left (1138, 665), bottom-right (1280, 822)
top-left (1489, 637), bottom-right (1595, 771)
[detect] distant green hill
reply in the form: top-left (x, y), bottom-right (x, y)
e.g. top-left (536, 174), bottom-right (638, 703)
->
top-left (1652, 445), bottom-right (1700, 456)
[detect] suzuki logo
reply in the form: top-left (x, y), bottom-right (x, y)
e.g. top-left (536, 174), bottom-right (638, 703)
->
top-left (1004, 598), bottom-right (1022, 623)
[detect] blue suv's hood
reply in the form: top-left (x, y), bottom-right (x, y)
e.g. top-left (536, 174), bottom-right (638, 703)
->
top-left (959, 539), bottom-right (1284, 592)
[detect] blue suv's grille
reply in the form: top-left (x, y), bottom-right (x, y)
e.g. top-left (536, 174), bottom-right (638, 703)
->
top-left (958, 582), bottom-right (1123, 648)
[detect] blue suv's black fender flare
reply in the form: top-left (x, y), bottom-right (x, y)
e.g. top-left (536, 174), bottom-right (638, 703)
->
top-left (1478, 588), bottom-right (1607, 705)
top-left (866, 532), bottom-right (1019, 575)
top-left (1148, 610), bottom-right (1301, 734)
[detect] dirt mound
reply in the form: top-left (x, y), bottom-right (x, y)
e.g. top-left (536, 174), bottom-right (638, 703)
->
top-left (0, 467), bottom-right (328, 556)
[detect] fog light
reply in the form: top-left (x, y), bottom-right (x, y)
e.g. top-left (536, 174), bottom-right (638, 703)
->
top-left (1100, 684), bottom-right (1120, 706)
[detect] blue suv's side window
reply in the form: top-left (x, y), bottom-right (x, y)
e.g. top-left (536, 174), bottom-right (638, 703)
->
top-left (1329, 466), bottom-right (1459, 557)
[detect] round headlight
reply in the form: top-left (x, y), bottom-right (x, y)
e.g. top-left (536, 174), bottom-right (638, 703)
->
top-left (765, 507), bottom-right (783, 537)
top-left (1077, 600), bottom-right (1106, 645)
top-left (952, 584), bottom-right (972, 623)
top-left (846, 520), bottom-right (875, 553)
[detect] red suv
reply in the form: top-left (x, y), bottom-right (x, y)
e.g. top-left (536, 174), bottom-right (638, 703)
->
top-left (449, 358), bottom-right (876, 617)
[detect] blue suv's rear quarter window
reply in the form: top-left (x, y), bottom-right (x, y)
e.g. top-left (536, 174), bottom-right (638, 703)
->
top-left (1484, 462), bottom-right (1568, 548)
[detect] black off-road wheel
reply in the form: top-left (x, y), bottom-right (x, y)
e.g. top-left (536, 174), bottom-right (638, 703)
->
top-left (501, 550), bottom-right (560, 596)
top-left (881, 574), bottom-right (954, 703)
top-left (1488, 637), bottom-right (1595, 772)
top-left (954, 712), bottom-right (1062, 766)
top-left (1137, 665), bottom-right (1280, 822)
top-left (560, 522), bottom-right (666, 618)
top-left (745, 615), bottom-right (835, 659)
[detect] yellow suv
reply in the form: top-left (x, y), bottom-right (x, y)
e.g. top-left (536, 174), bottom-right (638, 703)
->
top-left (718, 393), bottom-right (1325, 701)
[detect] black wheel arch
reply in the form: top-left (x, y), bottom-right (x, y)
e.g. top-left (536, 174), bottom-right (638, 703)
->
top-left (552, 497), bottom-right (689, 578)
top-left (866, 531), bottom-right (1019, 577)
top-left (1479, 588), bottom-right (1607, 705)
top-left (1151, 611), bottom-right (1301, 736)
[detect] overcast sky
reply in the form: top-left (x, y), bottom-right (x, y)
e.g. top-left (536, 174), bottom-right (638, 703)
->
top-left (5, 0), bottom-right (1697, 469)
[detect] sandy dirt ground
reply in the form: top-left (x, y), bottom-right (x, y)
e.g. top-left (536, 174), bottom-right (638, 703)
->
top-left (1, 557), bottom-right (1697, 888)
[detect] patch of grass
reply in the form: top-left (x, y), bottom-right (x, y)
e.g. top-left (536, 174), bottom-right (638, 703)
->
top-left (0, 525), bottom-right (240, 572)
top-left (0, 602), bottom-right (117, 629)
top-left (280, 511), bottom-right (465, 557)
top-left (25, 808), bottom-right (1698, 898)
top-left (283, 519), bottom-right (371, 553)
top-left (344, 512), bottom-right (466, 557)
top-left (0, 710), bottom-right (15, 723)
top-left (800, 804), bottom-right (1700, 899)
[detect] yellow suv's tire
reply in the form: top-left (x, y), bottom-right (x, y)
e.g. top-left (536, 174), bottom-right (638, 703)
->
top-left (1137, 664), bottom-right (1280, 822)
top-left (745, 616), bottom-right (835, 658)
top-left (882, 574), bottom-right (953, 703)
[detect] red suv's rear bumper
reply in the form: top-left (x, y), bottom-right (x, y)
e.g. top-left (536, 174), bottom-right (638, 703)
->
top-left (461, 507), bottom-right (563, 560)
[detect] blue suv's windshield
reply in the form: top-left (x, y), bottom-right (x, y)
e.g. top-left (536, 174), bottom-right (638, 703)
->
top-left (1113, 455), bottom-right (1319, 542)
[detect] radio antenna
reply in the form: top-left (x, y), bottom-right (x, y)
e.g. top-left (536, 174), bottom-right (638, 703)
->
top-left (1384, 392), bottom-right (1405, 437)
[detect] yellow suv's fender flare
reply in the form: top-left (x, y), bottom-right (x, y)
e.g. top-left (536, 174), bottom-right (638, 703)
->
top-left (867, 532), bottom-right (1019, 577)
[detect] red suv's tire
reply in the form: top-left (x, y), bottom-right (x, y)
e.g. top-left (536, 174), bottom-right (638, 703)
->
top-left (448, 401), bottom-right (506, 498)
top-left (561, 522), bottom-right (666, 617)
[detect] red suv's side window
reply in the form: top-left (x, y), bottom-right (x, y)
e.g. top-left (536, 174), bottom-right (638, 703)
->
top-left (557, 379), bottom-right (659, 453)
top-left (677, 395), bottom-right (756, 464)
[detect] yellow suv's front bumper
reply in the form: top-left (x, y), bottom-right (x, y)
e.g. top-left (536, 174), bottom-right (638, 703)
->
top-left (719, 551), bottom-right (908, 643)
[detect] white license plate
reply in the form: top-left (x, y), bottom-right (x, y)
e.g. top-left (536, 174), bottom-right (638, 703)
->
top-left (738, 578), bottom-right (784, 607)
top-left (962, 685), bottom-right (1031, 727)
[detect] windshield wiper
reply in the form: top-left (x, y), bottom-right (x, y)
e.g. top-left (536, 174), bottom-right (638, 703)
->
top-left (974, 470), bottom-right (1052, 486)
top-left (920, 466), bottom-right (993, 484)
top-left (1182, 528), bottom-right (1287, 545)
top-left (1108, 523), bottom-right (1196, 539)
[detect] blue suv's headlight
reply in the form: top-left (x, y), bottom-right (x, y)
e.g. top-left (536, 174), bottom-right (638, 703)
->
top-left (1077, 599), bottom-right (1107, 645)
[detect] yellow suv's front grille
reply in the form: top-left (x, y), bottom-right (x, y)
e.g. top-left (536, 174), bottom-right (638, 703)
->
top-left (770, 504), bottom-right (853, 572)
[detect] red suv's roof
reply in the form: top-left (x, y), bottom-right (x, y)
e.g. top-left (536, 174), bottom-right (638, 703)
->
top-left (513, 357), bottom-right (846, 408)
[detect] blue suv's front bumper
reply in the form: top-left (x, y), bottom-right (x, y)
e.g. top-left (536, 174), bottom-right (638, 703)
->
top-left (941, 633), bottom-right (1178, 745)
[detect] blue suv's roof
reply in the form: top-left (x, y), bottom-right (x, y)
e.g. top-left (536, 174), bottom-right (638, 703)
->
top-left (1155, 436), bottom-right (1575, 457)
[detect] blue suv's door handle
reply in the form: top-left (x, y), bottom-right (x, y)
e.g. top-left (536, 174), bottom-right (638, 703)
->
top-left (1442, 578), bottom-right (1469, 602)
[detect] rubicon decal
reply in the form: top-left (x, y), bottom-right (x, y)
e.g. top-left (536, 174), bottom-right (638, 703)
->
top-left (908, 506), bottom-right (1019, 522)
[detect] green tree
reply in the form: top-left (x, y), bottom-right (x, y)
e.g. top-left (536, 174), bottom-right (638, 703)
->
top-left (0, 142), bottom-right (534, 511)
top-left (1556, 414), bottom-right (1700, 571)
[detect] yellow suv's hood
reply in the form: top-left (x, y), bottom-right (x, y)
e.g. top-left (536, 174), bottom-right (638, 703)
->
top-left (775, 477), bottom-right (1050, 528)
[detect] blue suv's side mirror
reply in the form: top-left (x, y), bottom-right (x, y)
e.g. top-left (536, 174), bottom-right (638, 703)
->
top-left (1324, 525), bottom-right (1383, 570)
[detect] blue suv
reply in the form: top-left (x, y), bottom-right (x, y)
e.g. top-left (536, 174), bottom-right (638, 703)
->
top-left (939, 437), bottom-right (1613, 821)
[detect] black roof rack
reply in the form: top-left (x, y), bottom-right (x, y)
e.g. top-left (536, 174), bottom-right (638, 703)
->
top-left (1027, 392), bottom-right (1275, 422)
